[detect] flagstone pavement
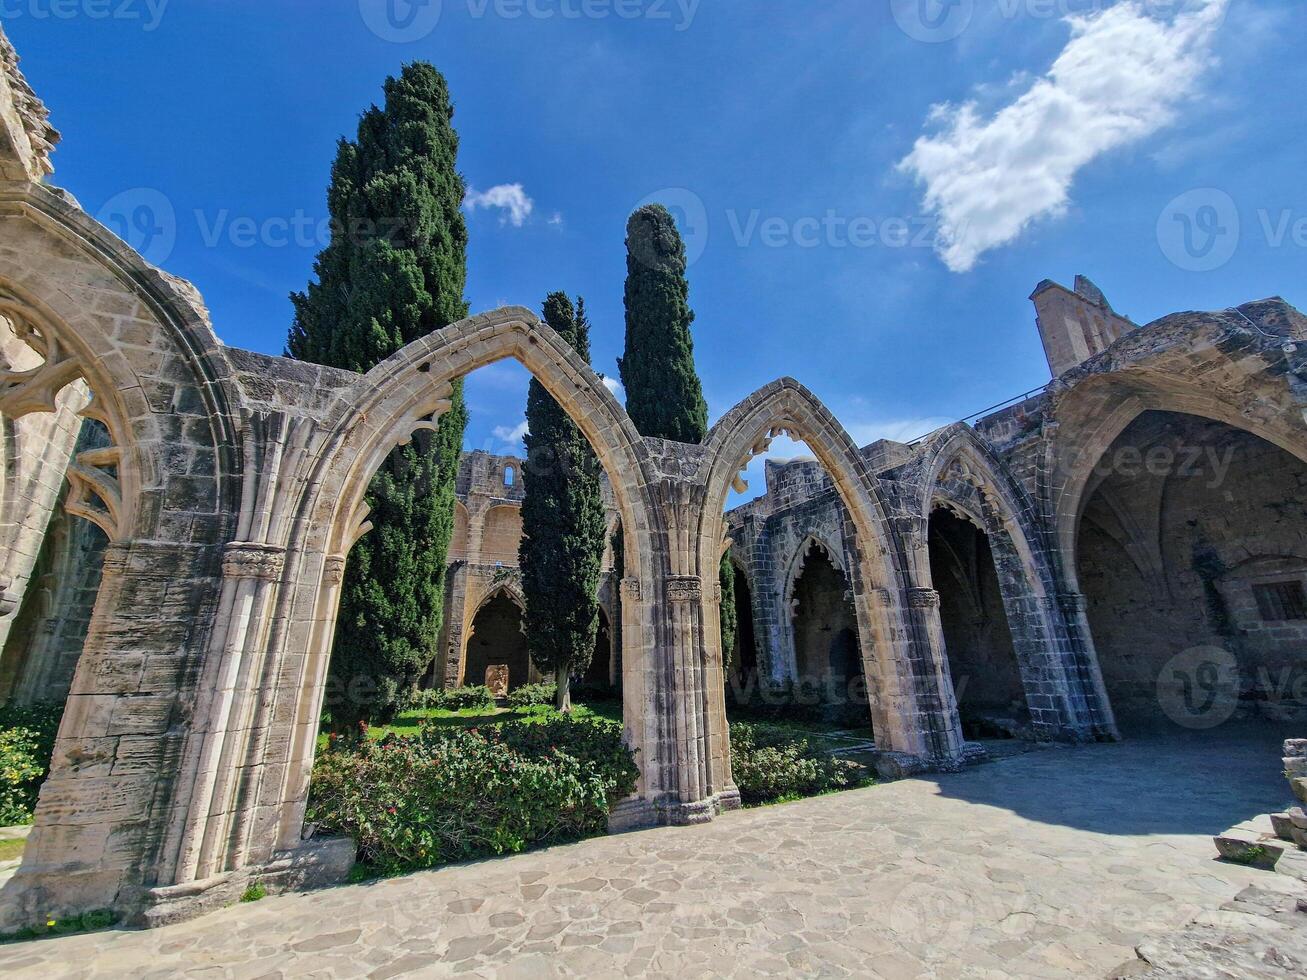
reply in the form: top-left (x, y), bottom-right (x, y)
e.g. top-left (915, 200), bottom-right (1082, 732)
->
top-left (0, 724), bottom-right (1302, 979)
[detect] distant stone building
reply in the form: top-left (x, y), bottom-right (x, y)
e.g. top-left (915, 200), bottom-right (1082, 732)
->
top-left (725, 277), bottom-right (1307, 737)
top-left (434, 450), bottom-right (621, 693)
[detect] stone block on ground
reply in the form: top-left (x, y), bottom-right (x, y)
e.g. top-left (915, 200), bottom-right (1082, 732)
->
top-left (1214, 835), bottom-right (1284, 871)
top-left (1270, 812), bottom-right (1296, 842)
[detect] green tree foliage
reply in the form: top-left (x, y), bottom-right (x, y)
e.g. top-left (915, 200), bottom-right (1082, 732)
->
top-left (287, 63), bottom-right (470, 731)
top-left (719, 555), bottom-right (738, 673)
top-left (519, 294), bottom-right (609, 712)
top-left (618, 204), bottom-right (709, 444)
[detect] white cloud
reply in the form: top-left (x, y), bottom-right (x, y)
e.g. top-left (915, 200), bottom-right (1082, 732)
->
top-left (492, 420), bottom-right (529, 448)
top-left (898, 0), bottom-right (1229, 272)
top-left (846, 416), bottom-right (956, 446)
top-left (601, 376), bottom-right (625, 402)
top-left (463, 183), bottom-right (535, 227)
top-left (548, 211), bottom-right (564, 227)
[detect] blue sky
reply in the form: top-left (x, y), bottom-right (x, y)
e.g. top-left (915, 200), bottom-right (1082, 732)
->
top-left (6, 0), bottom-right (1303, 501)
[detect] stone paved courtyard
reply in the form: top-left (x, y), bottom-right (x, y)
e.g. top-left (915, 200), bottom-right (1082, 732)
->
top-left (0, 725), bottom-right (1300, 979)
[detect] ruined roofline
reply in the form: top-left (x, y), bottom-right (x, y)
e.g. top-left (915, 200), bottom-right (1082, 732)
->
top-left (0, 23), bottom-right (59, 181)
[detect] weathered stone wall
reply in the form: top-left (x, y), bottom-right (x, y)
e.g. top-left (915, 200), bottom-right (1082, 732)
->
top-left (436, 449), bottom-right (619, 690)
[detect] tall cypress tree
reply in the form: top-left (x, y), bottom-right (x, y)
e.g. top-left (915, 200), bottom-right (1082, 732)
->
top-left (719, 555), bottom-right (737, 673)
top-left (618, 204), bottom-right (709, 444)
top-left (288, 63), bottom-right (469, 732)
top-left (519, 294), bottom-right (608, 712)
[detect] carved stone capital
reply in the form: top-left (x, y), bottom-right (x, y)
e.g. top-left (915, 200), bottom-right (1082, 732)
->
top-left (222, 543), bottom-right (286, 582)
top-left (906, 587), bottom-right (941, 609)
top-left (323, 555), bottom-right (348, 586)
top-left (620, 577), bottom-right (642, 602)
top-left (666, 576), bottom-right (703, 603)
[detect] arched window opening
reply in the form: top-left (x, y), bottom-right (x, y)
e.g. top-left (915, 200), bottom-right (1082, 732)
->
top-left (928, 507), bottom-right (1026, 739)
top-left (464, 593), bottom-right (530, 695)
top-left (1076, 410), bottom-right (1307, 731)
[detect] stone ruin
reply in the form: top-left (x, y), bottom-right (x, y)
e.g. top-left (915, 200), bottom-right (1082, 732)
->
top-left (2, 23), bottom-right (1307, 930)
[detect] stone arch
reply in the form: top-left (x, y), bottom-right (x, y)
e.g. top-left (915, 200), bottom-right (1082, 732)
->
top-left (1048, 373), bottom-right (1307, 597)
top-left (724, 552), bottom-right (759, 687)
top-left (781, 533), bottom-right (847, 606)
top-left (470, 580), bottom-right (527, 619)
top-left (701, 378), bottom-right (959, 760)
top-left (913, 424), bottom-right (1111, 739)
top-left (1068, 404), bottom-right (1307, 726)
top-left (0, 191), bottom-right (244, 927)
top-left (275, 307), bottom-right (664, 848)
top-left (916, 426), bottom-right (1050, 593)
top-left (776, 533), bottom-right (849, 683)
top-left (464, 586), bottom-right (530, 692)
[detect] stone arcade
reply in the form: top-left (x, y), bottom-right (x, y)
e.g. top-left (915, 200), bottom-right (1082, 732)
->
top-left (2, 28), bottom-right (1306, 930)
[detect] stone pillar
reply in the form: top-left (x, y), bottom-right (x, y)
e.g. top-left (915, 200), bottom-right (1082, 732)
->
top-left (610, 574), bottom-right (656, 830)
top-left (891, 513), bottom-right (968, 765)
top-left (440, 562), bottom-right (471, 688)
top-left (1, 538), bottom-right (218, 927)
top-left (1057, 591), bottom-right (1119, 739)
top-left (174, 541), bottom-right (288, 883)
top-left (902, 583), bottom-right (968, 764)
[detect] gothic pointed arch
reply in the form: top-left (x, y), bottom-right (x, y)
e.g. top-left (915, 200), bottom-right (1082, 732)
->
top-left (700, 377), bottom-right (954, 759)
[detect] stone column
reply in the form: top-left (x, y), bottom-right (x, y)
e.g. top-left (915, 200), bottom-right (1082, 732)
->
top-left (902, 583), bottom-right (968, 765)
top-left (1057, 591), bottom-right (1119, 739)
top-left (891, 513), bottom-right (968, 765)
top-left (175, 541), bottom-right (288, 882)
top-left (1, 538), bottom-right (219, 928)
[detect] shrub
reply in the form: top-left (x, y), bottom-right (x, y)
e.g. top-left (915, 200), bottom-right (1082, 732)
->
top-left (505, 682), bottom-right (556, 708)
top-left (729, 722), bottom-right (869, 806)
top-left (307, 716), bottom-right (636, 874)
top-left (0, 703), bottom-right (63, 826)
top-left (499, 716), bottom-right (638, 801)
top-left (405, 686), bottom-right (495, 713)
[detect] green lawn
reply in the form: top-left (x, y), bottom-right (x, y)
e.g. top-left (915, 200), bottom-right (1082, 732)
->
top-left (0, 838), bottom-right (25, 863)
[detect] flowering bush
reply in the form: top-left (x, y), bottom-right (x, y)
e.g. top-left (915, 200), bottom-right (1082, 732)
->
top-left (0, 703), bottom-right (63, 826)
top-left (307, 716), bottom-right (637, 873)
top-left (729, 722), bottom-right (869, 806)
